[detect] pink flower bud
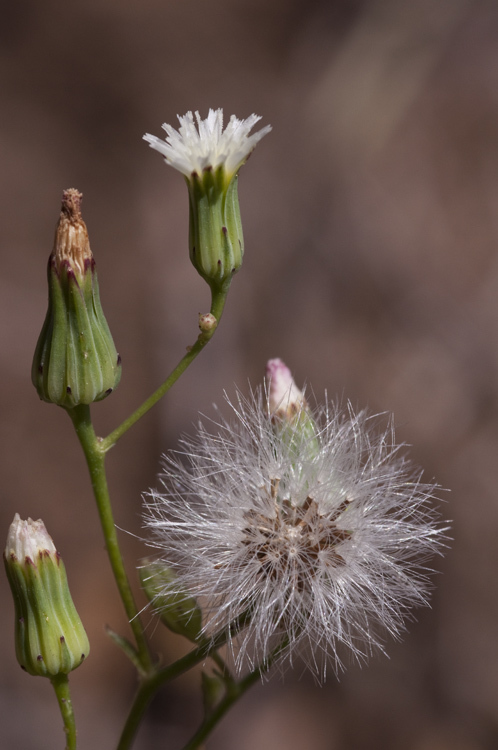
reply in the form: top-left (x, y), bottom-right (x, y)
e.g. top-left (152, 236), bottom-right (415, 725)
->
top-left (266, 358), bottom-right (306, 419)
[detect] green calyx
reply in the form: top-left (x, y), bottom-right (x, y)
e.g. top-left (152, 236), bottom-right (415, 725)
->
top-left (31, 189), bottom-right (121, 408)
top-left (140, 562), bottom-right (202, 643)
top-left (187, 166), bottom-right (243, 293)
top-left (4, 549), bottom-right (90, 678)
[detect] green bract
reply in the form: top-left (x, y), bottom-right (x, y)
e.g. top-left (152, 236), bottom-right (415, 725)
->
top-left (32, 189), bottom-right (121, 409)
top-left (140, 561), bottom-right (202, 643)
top-left (144, 109), bottom-right (271, 295)
top-left (187, 167), bottom-right (243, 293)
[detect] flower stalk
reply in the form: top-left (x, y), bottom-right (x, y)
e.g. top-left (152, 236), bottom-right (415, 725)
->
top-left (50, 674), bottom-right (77, 750)
top-left (116, 612), bottom-right (251, 750)
top-left (66, 404), bottom-right (153, 675)
top-left (101, 286), bottom-right (227, 452)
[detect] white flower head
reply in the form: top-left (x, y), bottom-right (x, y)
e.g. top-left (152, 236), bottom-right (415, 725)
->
top-left (143, 377), bottom-right (445, 681)
top-left (5, 513), bottom-right (56, 563)
top-left (143, 108), bottom-right (271, 179)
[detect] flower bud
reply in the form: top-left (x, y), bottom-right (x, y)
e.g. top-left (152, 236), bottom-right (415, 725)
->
top-left (198, 312), bottom-right (217, 334)
top-left (32, 189), bottom-right (121, 408)
top-left (139, 561), bottom-right (202, 642)
top-left (266, 358), bottom-right (319, 465)
top-left (144, 109), bottom-right (271, 294)
top-left (4, 514), bottom-right (90, 677)
top-left (266, 358), bottom-right (307, 421)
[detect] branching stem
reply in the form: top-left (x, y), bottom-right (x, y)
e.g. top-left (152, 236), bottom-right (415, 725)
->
top-left (180, 638), bottom-right (289, 750)
top-left (101, 288), bottom-right (227, 452)
top-left (67, 404), bottom-right (153, 674)
top-left (117, 614), bottom-right (251, 750)
top-left (66, 288), bottom-right (228, 673)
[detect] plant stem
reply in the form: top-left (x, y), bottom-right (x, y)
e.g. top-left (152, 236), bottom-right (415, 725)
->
top-left (181, 668), bottom-right (262, 750)
top-left (101, 288), bottom-right (227, 452)
top-left (116, 640), bottom-right (216, 750)
top-left (117, 615), bottom-right (250, 750)
top-left (180, 638), bottom-right (289, 750)
top-left (50, 674), bottom-right (77, 750)
top-left (67, 404), bottom-right (153, 674)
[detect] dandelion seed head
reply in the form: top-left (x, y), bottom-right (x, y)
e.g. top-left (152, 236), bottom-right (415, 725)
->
top-left (143, 383), bottom-right (446, 681)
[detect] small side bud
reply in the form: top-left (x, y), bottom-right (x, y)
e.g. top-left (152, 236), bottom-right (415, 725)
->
top-left (265, 358), bottom-right (319, 465)
top-left (31, 189), bottom-right (121, 408)
top-left (139, 561), bottom-right (202, 642)
top-left (4, 514), bottom-right (90, 677)
top-left (266, 358), bottom-right (307, 421)
top-left (198, 312), bottom-right (217, 333)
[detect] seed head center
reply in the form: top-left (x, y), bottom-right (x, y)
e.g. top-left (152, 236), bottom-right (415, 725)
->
top-left (242, 491), bottom-right (352, 587)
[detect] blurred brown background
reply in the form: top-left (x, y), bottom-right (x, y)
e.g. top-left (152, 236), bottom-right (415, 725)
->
top-left (1, 0), bottom-right (497, 747)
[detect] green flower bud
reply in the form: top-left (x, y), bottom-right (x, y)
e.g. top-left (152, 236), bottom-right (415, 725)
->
top-left (144, 108), bottom-right (271, 294)
top-left (187, 167), bottom-right (243, 292)
top-left (4, 514), bottom-right (90, 677)
top-left (140, 561), bottom-right (202, 642)
top-left (266, 358), bottom-right (320, 463)
top-left (32, 188), bottom-right (121, 408)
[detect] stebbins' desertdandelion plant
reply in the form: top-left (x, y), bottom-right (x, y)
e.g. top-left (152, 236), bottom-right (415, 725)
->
top-left (143, 359), bottom-right (446, 681)
top-left (13, 103), bottom-right (448, 749)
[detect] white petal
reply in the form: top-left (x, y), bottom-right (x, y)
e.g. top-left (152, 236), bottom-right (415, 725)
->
top-left (144, 108), bottom-right (271, 178)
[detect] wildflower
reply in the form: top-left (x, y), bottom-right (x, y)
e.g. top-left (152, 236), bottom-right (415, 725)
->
top-left (144, 109), bottom-right (271, 180)
top-left (143, 365), bottom-right (445, 681)
top-left (144, 109), bottom-right (271, 293)
top-left (4, 514), bottom-right (89, 677)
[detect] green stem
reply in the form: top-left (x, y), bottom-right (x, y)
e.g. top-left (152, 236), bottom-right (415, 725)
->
top-left (210, 650), bottom-right (232, 680)
top-left (50, 674), bottom-right (77, 750)
top-left (116, 640), bottom-right (217, 750)
top-left (117, 614), bottom-right (250, 750)
top-left (67, 404), bottom-right (153, 674)
top-left (181, 669), bottom-right (262, 750)
top-left (181, 639), bottom-right (289, 750)
top-left (101, 288), bottom-right (227, 452)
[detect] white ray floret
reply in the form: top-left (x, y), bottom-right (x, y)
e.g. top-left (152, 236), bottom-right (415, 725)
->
top-left (144, 108), bottom-right (271, 178)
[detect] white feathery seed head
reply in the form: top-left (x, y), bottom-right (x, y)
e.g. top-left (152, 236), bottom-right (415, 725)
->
top-left (143, 108), bottom-right (271, 179)
top-left (143, 375), bottom-right (446, 681)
